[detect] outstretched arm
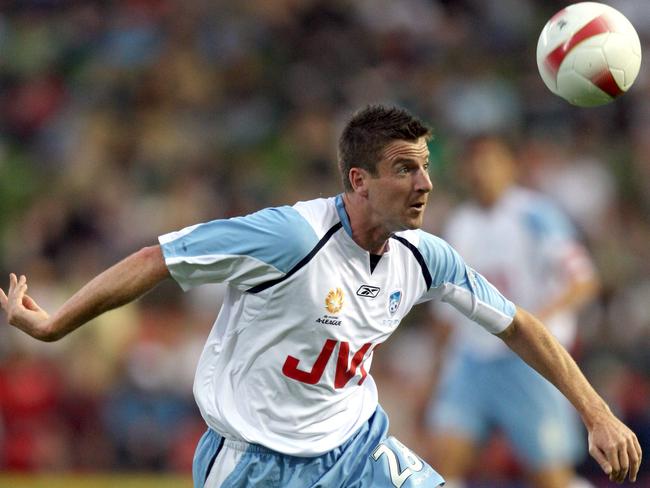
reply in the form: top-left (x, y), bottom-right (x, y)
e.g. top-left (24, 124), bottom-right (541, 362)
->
top-left (0, 245), bottom-right (170, 341)
top-left (498, 307), bottom-right (642, 484)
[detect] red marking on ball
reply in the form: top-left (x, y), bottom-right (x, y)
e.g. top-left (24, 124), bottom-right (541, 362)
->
top-left (590, 69), bottom-right (624, 98)
top-left (544, 14), bottom-right (617, 78)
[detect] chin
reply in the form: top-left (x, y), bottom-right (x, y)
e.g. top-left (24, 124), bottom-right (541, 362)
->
top-left (401, 219), bottom-right (423, 231)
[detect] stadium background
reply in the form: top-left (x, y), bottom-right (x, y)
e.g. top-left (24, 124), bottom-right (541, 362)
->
top-left (0, 1), bottom-right (648, 486)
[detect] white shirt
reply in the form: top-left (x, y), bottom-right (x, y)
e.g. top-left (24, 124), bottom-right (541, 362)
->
top-left (159, 195), bottom-right (515, 456)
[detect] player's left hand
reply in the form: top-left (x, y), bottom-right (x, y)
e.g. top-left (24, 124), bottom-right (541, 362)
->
top-left (587, 410), bottom-right (642, 483)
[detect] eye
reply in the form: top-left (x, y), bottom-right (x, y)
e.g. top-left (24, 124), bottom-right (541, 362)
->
top-left (396, 165), bottom-right (409, 175)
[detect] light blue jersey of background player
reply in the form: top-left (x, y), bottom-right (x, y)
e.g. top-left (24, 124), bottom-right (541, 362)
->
top-left (425, 136), bottom-right (600, 488)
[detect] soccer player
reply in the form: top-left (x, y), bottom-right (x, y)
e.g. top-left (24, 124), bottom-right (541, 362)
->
top-left (424, 136), bottom-right (603, 488)
top-left (0, 106), bottom-right (641, 487)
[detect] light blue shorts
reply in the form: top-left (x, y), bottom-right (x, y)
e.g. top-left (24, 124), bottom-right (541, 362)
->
top-left (193, 405), bottom-right (444, 488)
top-left (427, 351), bottom-right (585, 469)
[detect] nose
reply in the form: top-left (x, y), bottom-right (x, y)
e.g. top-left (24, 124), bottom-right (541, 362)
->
top-left (415, 167), bottom-right (433, 193)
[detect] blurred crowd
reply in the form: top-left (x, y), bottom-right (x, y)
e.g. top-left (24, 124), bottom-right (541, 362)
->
top-left (0, 0), bottom-right (649, 485)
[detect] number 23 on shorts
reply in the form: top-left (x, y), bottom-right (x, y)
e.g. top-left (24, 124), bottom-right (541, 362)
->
top-left (370, 436), bottom-right (445, 487)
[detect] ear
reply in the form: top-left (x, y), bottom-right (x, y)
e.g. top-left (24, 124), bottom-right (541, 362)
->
top-left (348, 167), bottom-right (369, 197)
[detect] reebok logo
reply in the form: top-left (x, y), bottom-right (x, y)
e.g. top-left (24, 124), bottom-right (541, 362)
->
top-left (356, 285), bottom-right (380, 298)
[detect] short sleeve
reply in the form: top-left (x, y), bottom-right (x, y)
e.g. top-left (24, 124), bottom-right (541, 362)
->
top-left (523, 198), bottom-right (576, 242)
top-left (158, 206), bottom-right (319, 291)
top-left (417, 231), bottom-right (516, 334)
top-left (524, 197), bottom-right (596, 283)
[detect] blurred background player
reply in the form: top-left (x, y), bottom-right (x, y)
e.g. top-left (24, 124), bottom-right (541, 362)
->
top-left (424, 136), bottom-right (600, 488)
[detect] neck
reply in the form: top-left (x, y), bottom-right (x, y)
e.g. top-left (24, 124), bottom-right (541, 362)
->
top-left (342, 193), bottom-right (390, 254)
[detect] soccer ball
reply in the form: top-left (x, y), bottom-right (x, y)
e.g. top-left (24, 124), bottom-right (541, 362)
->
top-left (536, 2), bottom-right (642, 107)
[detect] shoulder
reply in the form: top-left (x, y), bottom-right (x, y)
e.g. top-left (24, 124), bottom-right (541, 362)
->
top-left (392, 229), bottom-right (466, 287)
top-left (393, 228), bottom-right (448, 253)
top-left (507, 187), bottom-right (575, 238)
top-left (230, 196), bottom-right (339, 238)
top-left (292, 197), bottom-right (340, 236)
top-left (228, 201), bottom-right (331, 261)
top-left (159, 200), bottom-right (333, 272)
top-left (407, 230), bottom-right (461, 267)
top-left (236, 204), bottom-right (311, 234)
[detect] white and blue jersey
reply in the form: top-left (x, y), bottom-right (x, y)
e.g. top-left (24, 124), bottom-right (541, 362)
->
top-left (158, 195), bottom-right (515, 457)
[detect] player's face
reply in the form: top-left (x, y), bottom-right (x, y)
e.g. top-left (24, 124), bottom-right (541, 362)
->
top-left (464, 140), bottom-right (516, 206)
top-left (367, 137), bottom-right (433, 232)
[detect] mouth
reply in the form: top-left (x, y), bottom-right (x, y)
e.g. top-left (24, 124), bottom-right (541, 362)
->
top-left (409, 202), bottom-right (426, 211)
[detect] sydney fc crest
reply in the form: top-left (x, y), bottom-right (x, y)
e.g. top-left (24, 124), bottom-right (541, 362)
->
top-left (388, 290), bottom-right (402, 315)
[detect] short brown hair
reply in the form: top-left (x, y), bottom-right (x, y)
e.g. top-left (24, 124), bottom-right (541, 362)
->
top-left (338, 105), bottom-right (432, 191)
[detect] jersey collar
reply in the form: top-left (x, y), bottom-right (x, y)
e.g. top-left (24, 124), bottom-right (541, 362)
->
top-left (335, 194), bottom-right (393, 255)
top-left (335, 194), bottom-right (354, 237)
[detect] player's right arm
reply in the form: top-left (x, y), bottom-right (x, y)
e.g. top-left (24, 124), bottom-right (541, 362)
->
top-left (1, 204), bottom-right (317, 341)
top-left (0, 245), bottom-right (169, 341)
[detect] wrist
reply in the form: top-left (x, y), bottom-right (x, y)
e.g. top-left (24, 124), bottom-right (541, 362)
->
top-left (34, 314), bottom-right (63, 342)
top-left (580, 399), bottom-right (612, 429)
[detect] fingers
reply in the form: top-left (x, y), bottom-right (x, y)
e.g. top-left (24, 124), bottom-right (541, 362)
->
top-left (593, 433), bottom-right (643, 484)
top-left (22, 294), bottom-right (39, 311)
top-left (629, 435), bottom-right (643, 483)
top-left (613, 443), bottom-right (629, 483)
top-left (9, 273), bottom-right (27, 299)
top-left (1, 274), bottom-right (42, 316)
top-left (618, 433), bottom-right (643, 483)
top-left (0, 274), bottom-right (17, 317)
top-left (590, 444), bottom-right (613, 479)
top-left (3, 273), bottom-right (28, 321)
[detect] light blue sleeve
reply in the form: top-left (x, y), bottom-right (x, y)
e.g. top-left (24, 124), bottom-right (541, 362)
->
top-left (523, 198), bottom-right (576, 242)
top-left (417, 231), bottom-right (516, 333)
top-left (158, 206), bottom-right (319, 291)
